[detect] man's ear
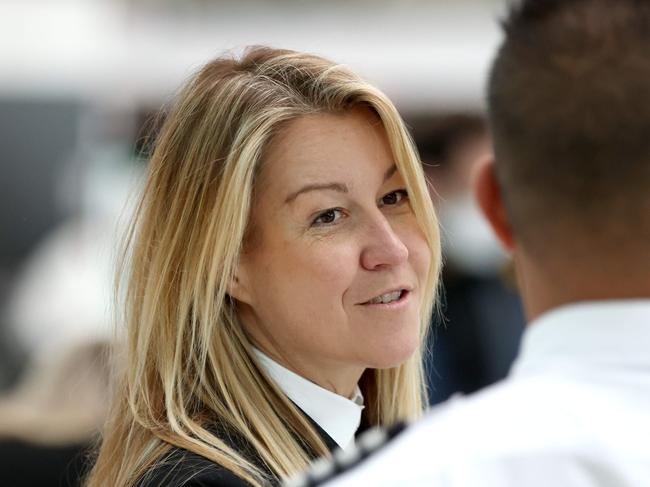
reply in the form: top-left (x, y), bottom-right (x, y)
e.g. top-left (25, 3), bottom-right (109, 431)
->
top-left (473, 156), bottom-right (515, 252)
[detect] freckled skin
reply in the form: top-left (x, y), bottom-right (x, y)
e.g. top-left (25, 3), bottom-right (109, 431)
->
top-left (232, 107), bottom-right (431, 397)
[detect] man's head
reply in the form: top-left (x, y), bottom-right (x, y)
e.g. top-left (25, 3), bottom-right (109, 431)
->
top-left (475, 0), bottom-right (650, 314)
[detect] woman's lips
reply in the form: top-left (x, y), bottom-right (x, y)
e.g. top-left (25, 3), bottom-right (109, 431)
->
top-left (360, 289), bottom-right (411, 309)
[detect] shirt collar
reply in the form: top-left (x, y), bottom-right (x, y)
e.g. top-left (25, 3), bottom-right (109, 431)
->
top-left (511, 299), bottom-right (650, 378)
top-left (253, 348), bottom-right (364, 450)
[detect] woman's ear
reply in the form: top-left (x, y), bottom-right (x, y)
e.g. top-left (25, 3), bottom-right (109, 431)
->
top-left (473, 156), bottom-right (516, 252)
top-left (227, 260), bottom-right (253, 305)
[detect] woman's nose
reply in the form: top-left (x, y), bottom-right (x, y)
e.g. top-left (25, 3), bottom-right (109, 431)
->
top-left (360, 215), bottom-right (409, 271)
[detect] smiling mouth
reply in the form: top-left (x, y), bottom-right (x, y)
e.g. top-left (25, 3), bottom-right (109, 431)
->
top-left (362, 289), bottom-right (409, 305)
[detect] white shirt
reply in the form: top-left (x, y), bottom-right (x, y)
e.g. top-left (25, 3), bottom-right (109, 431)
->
top-left (254, 349), bottom-right (364, 450)
top-left (322, 300), bottom-right (650, 487)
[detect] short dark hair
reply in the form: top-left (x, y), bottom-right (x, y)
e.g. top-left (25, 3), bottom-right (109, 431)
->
top-left (488, 0), bottom-right (650, 256)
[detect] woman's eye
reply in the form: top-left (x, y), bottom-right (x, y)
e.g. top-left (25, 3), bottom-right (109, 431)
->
top-left (381, 189), bottom-right (408, 206)
top-left (312, 208), bottom-right (344, 226)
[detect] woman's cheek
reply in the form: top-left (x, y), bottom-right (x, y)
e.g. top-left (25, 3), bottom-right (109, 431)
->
top-left (300, 240), bottom-right (359, 284)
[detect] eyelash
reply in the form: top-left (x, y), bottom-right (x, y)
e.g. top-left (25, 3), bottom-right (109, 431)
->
top-left (310, 189), bottom-right (409, 227)
top-left (312, 208), bottom-right (345, 226)
top-left (380, 189), bottom-right (409, 207)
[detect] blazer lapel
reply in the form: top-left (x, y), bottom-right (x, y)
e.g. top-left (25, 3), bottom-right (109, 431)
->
top-left (290, 403), bottom-right (340, 453)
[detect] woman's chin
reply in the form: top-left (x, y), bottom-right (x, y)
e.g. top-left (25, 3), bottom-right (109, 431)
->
top-left (362, 335), bottom-right (421, 370)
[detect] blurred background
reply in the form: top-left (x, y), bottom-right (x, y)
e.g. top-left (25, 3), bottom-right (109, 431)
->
top-left (0, 0), bottom-right (524, 485)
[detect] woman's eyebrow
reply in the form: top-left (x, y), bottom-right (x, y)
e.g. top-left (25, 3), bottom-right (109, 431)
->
top-left (383, 164), bottom-right (397, 182)
top-left (284, 183), bottom-right (348, 204)
top-left (284, 164), bottom-right (397, 205)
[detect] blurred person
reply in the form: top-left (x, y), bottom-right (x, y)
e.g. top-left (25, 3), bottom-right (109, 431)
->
top-left (415, 115), bottom-right (524, 403)
top-left (1, 223), bottom-right (115, 485)
top-left (289, 0), bottom-right (650, 485)
top-left (86, 47), bottom-right (441, 487)
top-left (4, 139), bottom-right (140, 358)
top-left (418, 115), bottom-right (503, 276)
top-left (0, 141), bottom-right (137, 485)
top-left (0, 98), bottom-right (85, 392)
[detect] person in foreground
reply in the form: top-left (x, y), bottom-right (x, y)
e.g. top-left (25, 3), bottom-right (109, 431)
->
top-left (290, 1), bottom-right (650, 486)
top-left (85, 47), bottom-right (441, 487)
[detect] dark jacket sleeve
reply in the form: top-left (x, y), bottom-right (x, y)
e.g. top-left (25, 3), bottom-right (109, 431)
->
top-left (137, 410), bottom-right (338, 487)
top-left (137, 449), bottom-right (257, 487)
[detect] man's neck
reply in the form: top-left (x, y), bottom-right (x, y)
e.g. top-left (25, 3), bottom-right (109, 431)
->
top-left (515, 252), bottom-right (650, 322)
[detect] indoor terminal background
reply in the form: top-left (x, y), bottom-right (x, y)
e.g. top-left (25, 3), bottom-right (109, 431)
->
top-left (0, 1), bottom-right (523, 485)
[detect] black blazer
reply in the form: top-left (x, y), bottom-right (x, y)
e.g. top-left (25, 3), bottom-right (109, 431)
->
top-left (137, 414), bottom-right (339, 487)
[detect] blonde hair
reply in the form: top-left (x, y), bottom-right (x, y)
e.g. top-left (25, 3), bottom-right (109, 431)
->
top-left (86, 46), bottom-right (441, 487)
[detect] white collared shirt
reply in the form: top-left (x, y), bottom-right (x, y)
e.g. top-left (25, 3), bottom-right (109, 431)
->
top-left (254, 349), bottom-right (364, 450)
top-left (322, 300), bottom-right (650, 486)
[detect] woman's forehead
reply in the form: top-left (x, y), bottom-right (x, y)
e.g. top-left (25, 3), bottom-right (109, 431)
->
top-left (258, 109), bottom-right (396, 189)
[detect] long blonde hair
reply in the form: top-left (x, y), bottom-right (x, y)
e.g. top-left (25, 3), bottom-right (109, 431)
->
top-left (87, 46), bottom-right (441, 487)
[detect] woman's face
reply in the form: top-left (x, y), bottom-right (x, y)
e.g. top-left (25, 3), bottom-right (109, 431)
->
top-left (233, 107), bottom-right (431, 394)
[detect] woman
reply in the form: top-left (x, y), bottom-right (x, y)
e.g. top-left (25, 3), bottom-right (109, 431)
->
top-left (86, 46), bottom-right (441, 487)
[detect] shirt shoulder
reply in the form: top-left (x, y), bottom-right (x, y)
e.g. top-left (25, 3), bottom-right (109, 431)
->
top-left (422, 370), bottom-right (650, 460)
top-left (291, 374), bottom-right (650, 487)
top-left (400, 374), bottom-right (612, 462)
